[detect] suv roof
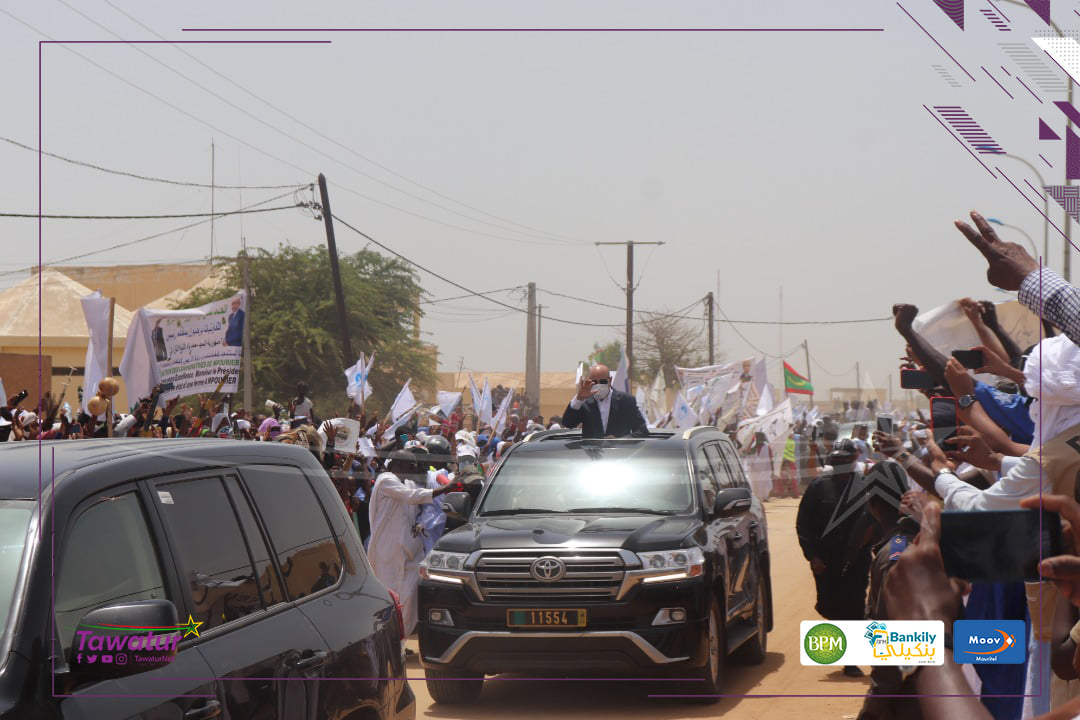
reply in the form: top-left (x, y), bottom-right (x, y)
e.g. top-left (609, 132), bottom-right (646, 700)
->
top-left (517, 426), bottom-right (728, 451)
top-left (0, 438), bottom-right (318, 500)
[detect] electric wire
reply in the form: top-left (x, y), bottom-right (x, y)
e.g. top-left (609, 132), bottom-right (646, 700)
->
top-left (0, 205), bottom-right (299, 220)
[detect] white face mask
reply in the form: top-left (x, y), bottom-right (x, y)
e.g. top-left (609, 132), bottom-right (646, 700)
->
top-left (592, 383), bottom-right (611, 400)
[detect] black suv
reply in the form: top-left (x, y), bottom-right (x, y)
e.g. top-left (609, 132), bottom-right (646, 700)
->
top-left (417, 427), bottom-right (772, 704)
top-left (0, 438), bottom-right (414, 720)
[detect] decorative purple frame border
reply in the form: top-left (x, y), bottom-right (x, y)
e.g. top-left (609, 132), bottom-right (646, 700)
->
top-left (35, 23), bottom-right (1045, 703)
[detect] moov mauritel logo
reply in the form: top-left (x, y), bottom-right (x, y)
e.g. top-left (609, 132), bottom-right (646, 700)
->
top-left (804, 623), bottom-right (847, 664)
top-left (954, 620), bottom-right (1027, 664)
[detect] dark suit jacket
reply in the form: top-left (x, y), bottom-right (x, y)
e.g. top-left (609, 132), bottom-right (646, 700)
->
top-left (561, 390), bottom-right (648, 438)
top-left (225, 309), bottom-right (245, 347)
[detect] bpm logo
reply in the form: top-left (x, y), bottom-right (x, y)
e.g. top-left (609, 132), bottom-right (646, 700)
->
top-left (953, 620), bottom-right (1027, 664)
top-left (803, 623), bottom-right (848, 664)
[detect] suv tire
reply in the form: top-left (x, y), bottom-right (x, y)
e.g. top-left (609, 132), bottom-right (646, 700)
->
top-left (733, 574), bottom-right (768, 665)
top-left (687, 596), bottom-right (725, 703)
top-left (425, 666), bottom-right (484, 704)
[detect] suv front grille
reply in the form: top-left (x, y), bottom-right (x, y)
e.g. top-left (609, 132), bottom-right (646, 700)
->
top-left (474, 550), bottom-right (626, 602)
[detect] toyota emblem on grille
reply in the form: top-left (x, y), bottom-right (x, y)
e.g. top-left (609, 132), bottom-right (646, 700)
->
top-left (530, 556), bottom-right (566, 583)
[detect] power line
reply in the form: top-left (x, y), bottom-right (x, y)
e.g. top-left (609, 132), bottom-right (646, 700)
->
top-left (0, 136), bottom-right (305, 189)
top-left (330, 213), bottom-right (625, 329)
top-left (422, 287), bottom-right (524, 305)
top-left (0, 189), bottom-right (299, 276)
top-left (0, 205), bottom-right (299, 220)
top-left (54, 0), bottom-right (585, 248)
top-left (3, 10), bottom-right (579, 252)
top-left (102, 0), bottom-right (585, 247)
top-left (714, 300), bottom-right (803, 359)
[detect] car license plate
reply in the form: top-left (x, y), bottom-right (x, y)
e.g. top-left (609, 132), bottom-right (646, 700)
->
top-left (506, 609), bottom-right (586, 628)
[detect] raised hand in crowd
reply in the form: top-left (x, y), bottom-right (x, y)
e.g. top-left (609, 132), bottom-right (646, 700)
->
top-left (970, 343), bottom-right (1026, 385)
top-left (1021, 494), bottom-right (1080, 606)
top-left (944, 425), bottom-right (1001, 471)
top-left (943, 357), bottom-right (975, 399)
top-left (955, 210), bottom-right (1038, 291)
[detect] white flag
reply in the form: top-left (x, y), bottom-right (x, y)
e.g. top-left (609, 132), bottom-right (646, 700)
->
top-left (389, 379), bottom-right (417, 422)
top-left (646, 372), bottom-right (667, 420)
top-left (612, 347), bottom-right (630, 394)
top-left (492, 387), bottom-right (515, 434)
top-left (468, 374), bottom-right (483, 417)
top-left (756, 382), bottom-right (775, 416)
top-left (0, 377), bottom-right (6, 407)
top-left (81, 290), bottom-right (112, 414)
top-left (344, 352), bottom-right (374, 404)
top-left (635, 386), bottom-right (647, 420)
top-left (479, 378), bottom-right (493, 425)
top-left (671, 391), bottom-right (699, 429)
top-left (383, 410), bottom-right (415, 440)
top-left (437, 390), bottom-right (462, 418)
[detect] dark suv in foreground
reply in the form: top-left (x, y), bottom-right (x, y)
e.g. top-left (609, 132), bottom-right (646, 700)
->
top-left (0, 438), bottom-right (414, 720)
top-left (418, 427), bottom-right (772, 704)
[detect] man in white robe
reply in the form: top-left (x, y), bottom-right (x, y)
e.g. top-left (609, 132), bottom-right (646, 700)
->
top-left (367, 450), bottom-right (454, 635)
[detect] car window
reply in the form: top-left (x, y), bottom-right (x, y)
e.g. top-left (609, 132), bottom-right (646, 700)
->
top-left (703, 443), bottom-right (735, 490)
top-left (240, 465), bottom-right (342, 600)
top-left (693, 444), bottom-right (720, 508)
top-left (0, 501), bottom-right (33, 654)
top-left (224, 477), bottom-right (286, 608)
top-left (718, 442), bottom-right (750, 489)
top-left (153, 476), bottom-right (264, 632)
top-left (55, 492), bottom-right (166, 655)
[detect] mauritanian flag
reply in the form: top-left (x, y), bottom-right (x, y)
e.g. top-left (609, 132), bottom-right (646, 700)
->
top-left (783, 362), bottom-right (813, 395)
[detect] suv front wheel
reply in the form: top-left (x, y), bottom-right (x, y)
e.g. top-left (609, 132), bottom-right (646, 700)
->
top-left (425, 666), bottom-right (484, 704)
top-left (688, 596), bottom-right (725, 703)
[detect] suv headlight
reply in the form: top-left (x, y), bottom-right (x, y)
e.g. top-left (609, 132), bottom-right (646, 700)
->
top-left (636, 547), bottom-right (705, 583)
top-left (419, 551), bottom-right (471, 583)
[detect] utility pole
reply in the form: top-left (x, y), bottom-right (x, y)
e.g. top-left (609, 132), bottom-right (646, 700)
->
top-left (803, 339), bottom-right (813, 408)
top-left (537, 304), bottom-right (543, 387)
top-left (240, 250), bottom-right (254, 411)
top-left (595, 240), bottom-right (664, 388)
top-left (316, 173), bottom-right (353, 367)
top-left (106, 297), bottom-right (115, 438)
top-left (525, 282), bottom-right (539, 417)
top-left (210, 141), bottom-right (215, 266)
top-left (855, 361), bottom-right (861, 404)
top-left (706, 292), bottom-right (715, 365)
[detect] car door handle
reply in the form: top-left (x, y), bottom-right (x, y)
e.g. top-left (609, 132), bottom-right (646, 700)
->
top-left (184, 700), bottom-right (222, 720)
top-left (294, 650), bottom-right (330, 671)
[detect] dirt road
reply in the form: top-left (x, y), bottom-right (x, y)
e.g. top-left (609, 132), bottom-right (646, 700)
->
top-left (405, 498), bottom-right (869, 719)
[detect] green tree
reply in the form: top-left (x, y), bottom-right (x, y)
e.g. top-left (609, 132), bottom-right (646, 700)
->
top-left (588, 340), bottom-right (623, 369)
top-left (178, 245), bottom-right (435, 417)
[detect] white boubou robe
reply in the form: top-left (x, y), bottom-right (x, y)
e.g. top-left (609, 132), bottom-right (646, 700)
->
top-left (367, 471), bottom-right (433, 635)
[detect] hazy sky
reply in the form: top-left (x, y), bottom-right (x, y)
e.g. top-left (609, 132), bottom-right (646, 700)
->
top-left (1, 0), bottom-right (1071, 401)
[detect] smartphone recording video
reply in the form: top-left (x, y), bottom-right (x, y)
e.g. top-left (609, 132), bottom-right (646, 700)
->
top-left (876, 415), bottom-right (894, 435)
top-left (931, 396), bottom-right (958, 448)
top-left (900, 369), bottom-right (935, 390)
top-left (951, 349), bottom-right (985, 370)
top-left (941, 509), bottom-right (1062, 582)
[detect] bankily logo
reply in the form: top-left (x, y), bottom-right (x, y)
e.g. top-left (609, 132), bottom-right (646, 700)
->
top-left (953, 620), bottom-right (1027, 665)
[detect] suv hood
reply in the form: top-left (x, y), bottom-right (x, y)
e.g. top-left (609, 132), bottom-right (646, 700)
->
top-left (435, 514), bottom-right (702, 554)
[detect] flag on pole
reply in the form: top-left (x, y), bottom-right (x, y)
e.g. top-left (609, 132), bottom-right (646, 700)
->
top-left (437, 390), bottom-right (462, 418)
top-left (468, 374), bottom-right (483, 417)
top-left (81, 290), bottom-right (112, 414)
top-left (756, 383), bottom-right (775, 416)
top-left (389, 379), bottom-right (417, 422)
top-left (611, 347), bottom-right (630, 394)
top-left (492, 387), bottom-right (515, 434)
top-left (783, 361), bottom-right (813, 395)
top-left (344, 352), bottom-right (375, 404)
top-left (479, 378), bottom-right (493, 425)
top-left (671, 392), bottom-right (699, 429)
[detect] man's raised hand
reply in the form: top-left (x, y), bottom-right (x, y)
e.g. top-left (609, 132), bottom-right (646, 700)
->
top-left (954, 211), bottom-right (1038, 291)
top-left (575, 377), bottom-right (595, 401)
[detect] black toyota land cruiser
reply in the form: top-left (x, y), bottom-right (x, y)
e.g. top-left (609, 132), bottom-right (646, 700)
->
top-left (417, 427), bottom-right (772, 704)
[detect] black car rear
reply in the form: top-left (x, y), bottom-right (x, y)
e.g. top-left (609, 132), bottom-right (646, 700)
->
top-left (0, 438), bottom-right (414, 720)
top-left (418, 428), bottom-right (772, 704)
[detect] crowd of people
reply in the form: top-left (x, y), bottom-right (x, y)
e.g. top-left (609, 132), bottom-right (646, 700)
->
top-left (788, 211), bottom-right (1080, 720)
top-left (7, 209), bottom-right (1080, 717)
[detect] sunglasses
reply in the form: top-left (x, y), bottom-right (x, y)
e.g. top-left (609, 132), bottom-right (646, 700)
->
top-left (592, 379), bottom-right (610, 385)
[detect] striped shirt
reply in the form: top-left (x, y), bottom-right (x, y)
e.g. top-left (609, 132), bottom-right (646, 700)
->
top-left (1018, 268), bottom-right (1080, 346)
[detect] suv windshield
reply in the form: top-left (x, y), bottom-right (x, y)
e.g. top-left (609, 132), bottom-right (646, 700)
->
top-left (478, 444), bottom-right (694, 515)
top-left (0, 501), bottom-right (33, 652)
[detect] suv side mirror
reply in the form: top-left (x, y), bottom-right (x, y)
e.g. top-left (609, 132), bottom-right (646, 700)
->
top-left (69, 599), bottom-right (181, 680)
top-left (713, 487), bottom-right (753, 517)
top-left (441, 492), bottom-right (472, 521)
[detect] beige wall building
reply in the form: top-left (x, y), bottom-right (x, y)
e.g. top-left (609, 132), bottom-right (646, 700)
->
top-left (38, 263), bottom-right (213, 313)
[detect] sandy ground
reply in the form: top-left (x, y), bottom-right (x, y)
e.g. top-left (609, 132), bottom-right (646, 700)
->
top-left (404, 498), bottom-right (870, 720)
